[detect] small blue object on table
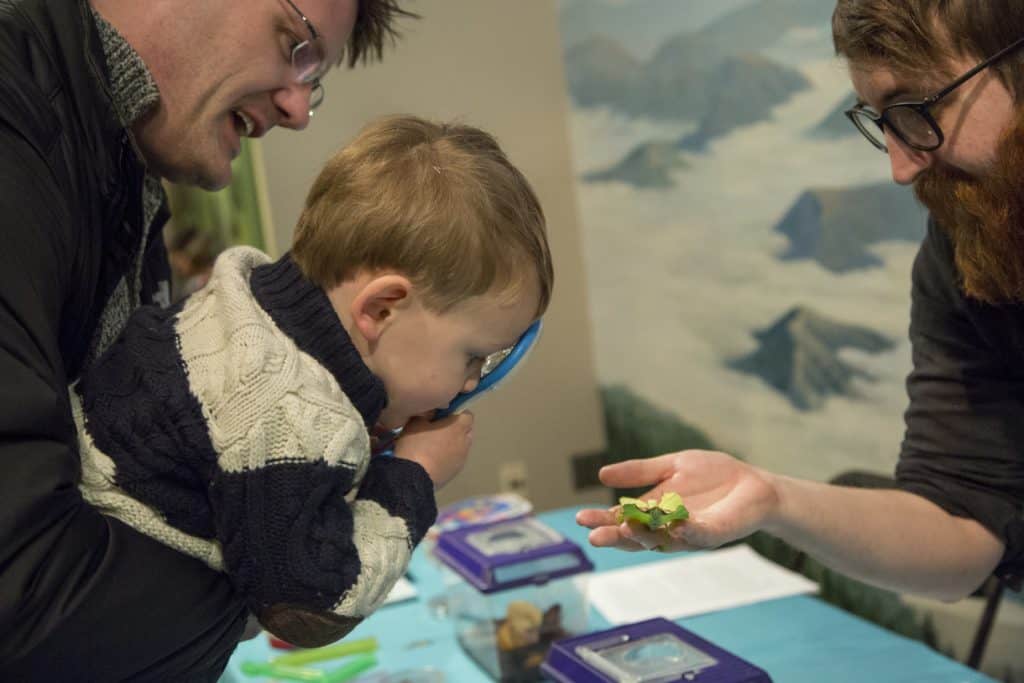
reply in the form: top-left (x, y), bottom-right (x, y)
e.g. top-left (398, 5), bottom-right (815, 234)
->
top-left (220, 506), bottom-right (998, 683)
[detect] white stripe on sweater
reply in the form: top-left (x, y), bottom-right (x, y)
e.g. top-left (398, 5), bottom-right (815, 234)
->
top-left (72, 388), bottom-right (225, 570)
top-left (176, 247), bottom-right (370, 480)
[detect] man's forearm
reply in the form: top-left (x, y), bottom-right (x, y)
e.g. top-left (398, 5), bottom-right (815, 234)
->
top-left (763, 474), bottom-right (1004, 600)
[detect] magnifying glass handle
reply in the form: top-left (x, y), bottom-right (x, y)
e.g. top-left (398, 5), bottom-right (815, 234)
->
top-left (371, 425), bottom-right (403, 457)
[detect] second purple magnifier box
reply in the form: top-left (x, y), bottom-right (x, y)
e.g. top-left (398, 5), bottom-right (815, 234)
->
top-left (541, 617), bottom-right (773, 683)
top-left (433, 517), bottom-right (594, 682)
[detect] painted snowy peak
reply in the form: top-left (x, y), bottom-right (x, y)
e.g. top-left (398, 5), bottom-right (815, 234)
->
top-left (730, 306), bottom-right (894, 411)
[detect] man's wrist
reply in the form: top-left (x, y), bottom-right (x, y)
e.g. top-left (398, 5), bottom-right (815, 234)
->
top-left (760, 470), bottom-right (793, 537)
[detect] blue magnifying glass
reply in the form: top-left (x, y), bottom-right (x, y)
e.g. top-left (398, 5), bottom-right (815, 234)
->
top-left (436, 318), bottom-right (542, 417)
top-left (373, 319), bottom-right (543, 456)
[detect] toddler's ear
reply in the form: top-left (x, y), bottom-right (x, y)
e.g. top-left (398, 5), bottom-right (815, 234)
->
top-left (351, 274), bottom-right (412, 342)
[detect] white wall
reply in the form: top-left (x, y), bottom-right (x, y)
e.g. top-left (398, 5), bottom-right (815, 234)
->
top-left (259, 0), bottom-right (607, 510)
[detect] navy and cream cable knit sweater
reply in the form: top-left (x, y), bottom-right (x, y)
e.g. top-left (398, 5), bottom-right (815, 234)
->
top-left (71, 247), bottom-right (437, 642)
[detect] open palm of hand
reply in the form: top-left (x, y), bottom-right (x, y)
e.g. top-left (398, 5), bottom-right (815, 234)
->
top-left (576, 450), bottom-right (779, 554)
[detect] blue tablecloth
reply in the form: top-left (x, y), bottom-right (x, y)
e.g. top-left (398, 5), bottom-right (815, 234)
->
top-left (220, 506), bottom-right (995, 682)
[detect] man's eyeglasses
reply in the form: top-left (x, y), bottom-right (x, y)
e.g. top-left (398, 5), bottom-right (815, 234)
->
top-left (282, 0), bottom-right (325, 116)
top-left (846, 35), bottom-right (1024, 153)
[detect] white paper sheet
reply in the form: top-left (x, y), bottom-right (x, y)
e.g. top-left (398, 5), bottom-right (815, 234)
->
top-left (587, 545), bottom-right (818, 624)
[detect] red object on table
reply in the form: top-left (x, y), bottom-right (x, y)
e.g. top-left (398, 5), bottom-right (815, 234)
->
top-left (267, 635), bottom-right (299, 650)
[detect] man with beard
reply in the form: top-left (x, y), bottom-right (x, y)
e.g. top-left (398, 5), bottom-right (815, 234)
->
top-left (0, 1), bottom-right (430, 681)
top-left (577, 0), bottom-right (1023, 605)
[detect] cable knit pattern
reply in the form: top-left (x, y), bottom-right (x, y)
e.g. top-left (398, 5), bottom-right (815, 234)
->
top-left (173, 250), bottom-right (371, 479)
top-left (72, 387), bottom-right (226, 570)
top-left (75, 247), bottom-right (438, 634)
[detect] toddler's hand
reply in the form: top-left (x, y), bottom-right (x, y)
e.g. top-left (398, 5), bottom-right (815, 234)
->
top-left (393, 412), bottom-right (474, 489)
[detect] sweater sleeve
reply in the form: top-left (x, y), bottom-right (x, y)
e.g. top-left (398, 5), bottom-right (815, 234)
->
top-left (212, 450), bottom-right (437, 647)
top-left (896, 219), bottom-right (1024, 586)
top-left (203, 388), bottom-right (438, 647)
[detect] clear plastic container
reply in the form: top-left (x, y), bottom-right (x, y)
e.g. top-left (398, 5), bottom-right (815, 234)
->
top-left (424, 494), bottom-right (534, 619)
top-left (433, 517), bottom-right (593, 682)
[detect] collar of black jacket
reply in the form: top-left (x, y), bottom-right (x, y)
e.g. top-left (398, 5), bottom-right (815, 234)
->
top-left (0, 0), bottom-right (144, 208)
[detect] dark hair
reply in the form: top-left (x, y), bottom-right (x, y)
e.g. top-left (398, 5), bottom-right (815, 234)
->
top-left (345, 0), bottom-right (419, 67)
top-left (832, 0), bottom-right (1024, 97)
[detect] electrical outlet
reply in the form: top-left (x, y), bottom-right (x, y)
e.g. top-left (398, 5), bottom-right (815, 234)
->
top-left (497, 460), bottom-right (528, 497)
top-left (571, 450), bottom-right (607, 491)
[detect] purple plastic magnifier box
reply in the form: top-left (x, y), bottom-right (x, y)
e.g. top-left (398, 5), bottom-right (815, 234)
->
top-left (432, 517), bottom-right (594, 593)
top-left (541, 617), bottom-right (773, 683)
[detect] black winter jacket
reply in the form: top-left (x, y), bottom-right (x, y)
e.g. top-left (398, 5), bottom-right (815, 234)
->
top-left (0, 0), bottom-right (247, 680)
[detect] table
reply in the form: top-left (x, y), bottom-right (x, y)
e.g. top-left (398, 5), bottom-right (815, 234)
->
top-left (220, 506), bottom-right (996, 682)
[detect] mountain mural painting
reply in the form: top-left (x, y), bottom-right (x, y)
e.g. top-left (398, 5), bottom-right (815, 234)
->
top-left (579, 51), bottom-right (809, 189)
top-left (564, 35), bottom-right (644, 111)
top-left (584, 141), bottom-right (688, 188)
top-left (677, 55), bottom-right (811, 152)
top-left (775, 183), bottom-right (928, 272)
top-left (696, 0), bottom-right (835, 52)
top-left (730, 306), bottom-right (895, 411)
top-left (566, 36), bottom-right (810, 131)
top-left (564, 0), bottom-right (831, 122)
top-left (807, 92), bottom-right (858, 139)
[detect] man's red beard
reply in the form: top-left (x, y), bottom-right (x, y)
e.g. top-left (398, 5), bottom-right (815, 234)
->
top-left (914, 116), bottom-right (1024, 305)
